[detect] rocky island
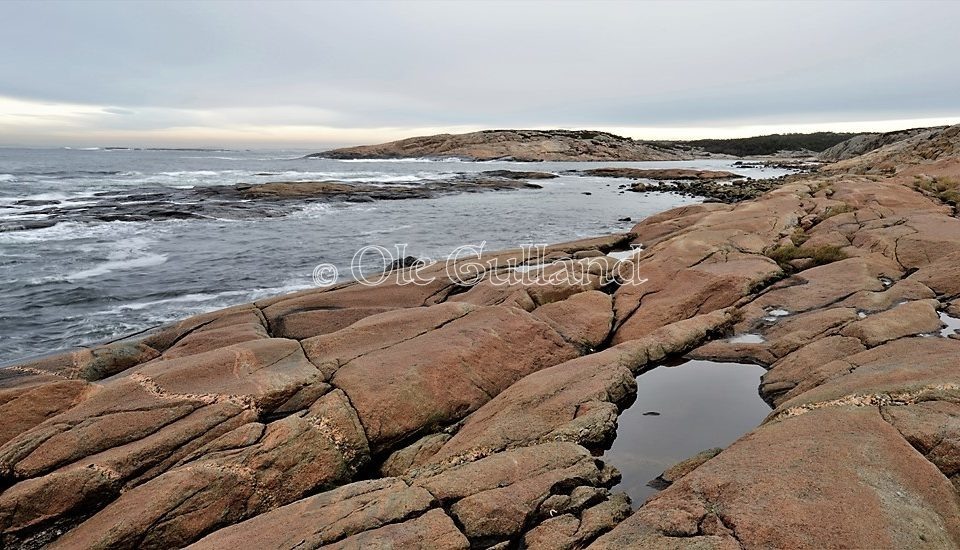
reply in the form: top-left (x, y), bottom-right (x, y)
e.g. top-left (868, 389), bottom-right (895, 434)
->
top-left (309, 129), bottom-right (696, 162)
top-left (2, 125), bottom-right (960, 549)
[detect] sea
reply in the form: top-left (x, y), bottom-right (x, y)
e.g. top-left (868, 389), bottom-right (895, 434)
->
top-left (0, 147), bottom-right (794, 364)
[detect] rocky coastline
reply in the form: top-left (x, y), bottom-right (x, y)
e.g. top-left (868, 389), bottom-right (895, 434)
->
top-left (0, 170), bottom-right (555, 232)
top-left (2, 126), bottom-right (960, 548)
top-left (310, 129), bottom-right (696, 162)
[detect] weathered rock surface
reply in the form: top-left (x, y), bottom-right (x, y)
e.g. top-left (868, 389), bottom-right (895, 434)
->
top-left (4, 124), bottom-right (960, 548)
top-left (187, 477), bottom-right (465, 550)
top-left (819, 126), bottom-right (944, 162)
top-left (311, 129), bottom-right (693, 162)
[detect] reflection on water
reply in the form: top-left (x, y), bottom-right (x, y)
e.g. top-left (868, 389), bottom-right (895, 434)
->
top-left (941, 311), bottom-right (960, 338)
top-left (603, 360), bottom-right (770, 504)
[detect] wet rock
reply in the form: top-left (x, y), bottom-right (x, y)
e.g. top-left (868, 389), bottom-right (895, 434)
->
top-left (657, 447), bottom-right (724, 486)
top-left (583, 168), bottom-right (738, 180)
top-left (479, 170), bottom-right (559, 180)
top-left (0, 173), bottom-right (548, 232)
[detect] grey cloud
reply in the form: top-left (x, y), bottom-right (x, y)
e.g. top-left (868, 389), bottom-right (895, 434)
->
top-left (1, 0), bottom-right (959, 145)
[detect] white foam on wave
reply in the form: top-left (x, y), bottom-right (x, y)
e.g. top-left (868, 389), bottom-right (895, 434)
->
top-left (179, 155), bottom-right (306, 161)
top-left (357, 224), bottom-right (414, 237)
top-left (254, 170), bottom-right (459, 184)
top-left (106, 290), bottom-right (251, 312)
top-left (0, 174), bottom-right (15, 182)
top-left (66, 237), bottom-right (167, 281)
top-left (159, 170), bottom-right (222, 177)
top-left (331, 157), bottom-right (465, 163)
top-left (94, 281), bottom-right (316, 319)
top-left (0, 219), bottom-right (161, 244)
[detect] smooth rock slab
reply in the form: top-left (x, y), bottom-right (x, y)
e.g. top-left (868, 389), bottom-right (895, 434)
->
top-left (590, 406), bottom-right (960, 549)
top-left (331, 306), bottom-right (579, 451)
top-left (48, 389), bottom-right (369, 549)
top-left (325, 508), bottom-right (469, 550)
top-left (839, 299), bottom-right (942, 347)
top-left (188, 477), bottom-right (453, 549)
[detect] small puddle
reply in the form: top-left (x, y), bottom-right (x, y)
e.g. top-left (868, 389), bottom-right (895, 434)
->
top-left (940, 311), bottom-right (960, 338)
top-left (607, 247), bottom-right (643, 261)
top-left (728, 333), bottom-right (765, 344)
top-left (763, 308), bottom-right (791, 323)
top-left (603, 360), bottom-right (770, 504)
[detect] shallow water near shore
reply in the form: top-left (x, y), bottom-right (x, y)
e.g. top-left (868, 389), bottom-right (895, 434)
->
top-left (604, 360), bottom-right (770, 504)
top-left (0, 148), bottom-right (795, 363)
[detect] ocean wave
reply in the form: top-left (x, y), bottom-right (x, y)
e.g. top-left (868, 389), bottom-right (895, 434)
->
top-left (104, 290), bottom-right (251, 312)
top-left (94, 282), bottom-right (315, 317)
top-left (0, 219), bottom-right (163, 243)
top-left (330, 157), bottom-right (466, 163)
top-left (158, 170), bottom-right (223, 177)
top-left (0, 174), bottom-right (15, 182)
top-left (65, 237), bottom-right (167, 281)
top-left (178, 155), bottom-right (305, 161)
top-left (356, 224), bottom-right (413, 236)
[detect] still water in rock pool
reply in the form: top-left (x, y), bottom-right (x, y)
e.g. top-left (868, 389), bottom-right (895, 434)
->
top-left (604, 360), bottom-right (771, 503)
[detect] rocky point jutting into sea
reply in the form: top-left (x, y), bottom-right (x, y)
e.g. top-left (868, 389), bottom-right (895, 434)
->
top-left (2, 124), bottom-right (960, 549)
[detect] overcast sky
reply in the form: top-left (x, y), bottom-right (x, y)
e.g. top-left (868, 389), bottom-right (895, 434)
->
top-left (2, 0), bottom-right (959, 148)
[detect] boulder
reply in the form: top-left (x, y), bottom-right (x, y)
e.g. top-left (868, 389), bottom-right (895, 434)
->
top-left (532, 290), bottom-right (614, 349)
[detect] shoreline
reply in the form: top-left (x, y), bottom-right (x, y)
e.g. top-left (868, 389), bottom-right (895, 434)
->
top-left (2, 126), bottom-right (960, 547)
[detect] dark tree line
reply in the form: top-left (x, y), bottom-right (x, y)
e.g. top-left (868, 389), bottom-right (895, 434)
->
top-left (659, 132), bottom-right (859, 156)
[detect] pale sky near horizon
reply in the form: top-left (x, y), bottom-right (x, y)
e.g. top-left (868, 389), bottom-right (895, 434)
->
top-left (2, 0), bottom-right (960, 149)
